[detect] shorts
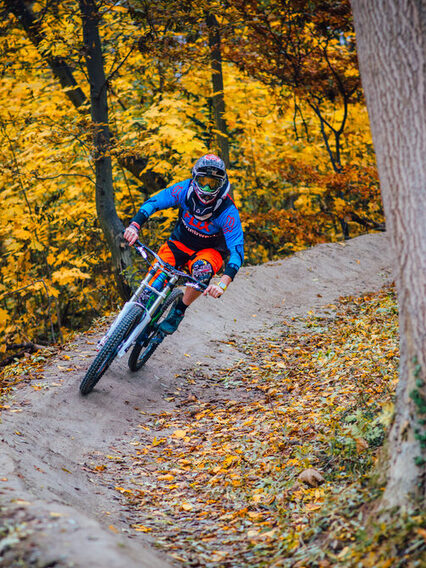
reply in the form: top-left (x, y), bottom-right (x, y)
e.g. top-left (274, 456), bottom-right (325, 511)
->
top-left (158, 240), bottom-right (223, 277)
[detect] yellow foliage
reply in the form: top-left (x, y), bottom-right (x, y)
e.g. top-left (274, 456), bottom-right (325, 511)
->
top-left (0, 308), bottom-right (9, 326)
top-left (334, 197), bottom-right (348, 213)
top-left (0, 2), bottom-right (382, 351)
top-left (51, 268), bottom-right (91, 286)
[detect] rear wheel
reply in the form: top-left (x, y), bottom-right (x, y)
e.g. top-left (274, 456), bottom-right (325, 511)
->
top-left (80, 305), bottom-right (143, 395)
top-left (128, 288), bottom-right (183, 372)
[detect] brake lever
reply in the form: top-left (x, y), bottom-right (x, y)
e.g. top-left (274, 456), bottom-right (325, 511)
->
top-left (135, 244), bottom-right (148, 260)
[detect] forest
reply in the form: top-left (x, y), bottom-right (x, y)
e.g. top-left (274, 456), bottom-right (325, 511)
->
top-left (0, 0), bottom-right (384, 355)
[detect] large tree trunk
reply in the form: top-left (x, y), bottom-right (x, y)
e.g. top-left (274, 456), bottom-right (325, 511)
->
top-left (350, 0), bottom-right (425, 509)
top-left (206, 12), bottom-right (230, 170)
top-left (79, 0), bottom-right (131, 300)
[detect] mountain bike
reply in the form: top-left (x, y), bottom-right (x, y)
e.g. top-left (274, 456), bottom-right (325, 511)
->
top-left (79, 241), bottom-right (206, 395)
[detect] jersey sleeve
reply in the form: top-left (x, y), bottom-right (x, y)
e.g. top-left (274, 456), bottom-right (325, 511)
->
top-left (216, 205), bottom-right (245, 279)
top-left (131, 180), bottom-right (189, 226)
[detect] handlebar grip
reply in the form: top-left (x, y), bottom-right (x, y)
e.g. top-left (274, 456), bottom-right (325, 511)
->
top-left (186, 281), bottom-right (208, 291)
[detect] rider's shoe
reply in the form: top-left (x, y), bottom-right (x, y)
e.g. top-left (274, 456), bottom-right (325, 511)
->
top-left (158, 306), bottom-right (185, 335)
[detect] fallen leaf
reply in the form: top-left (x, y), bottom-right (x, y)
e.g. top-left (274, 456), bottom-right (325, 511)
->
top-left (12, 499), bottom-right (31, 506)
top-left (298, 468), bottom-right (325, 487)
top-left (132, 524), bottom-right (152, 532)
top-left (416, 527), bottom-right (426, 540)
top-left (356, 437), bottom-right (369, 453)
top-left (172, 429), bottom-right (187, 439)
top-left (158, 473), bottom-right (174, 481)
top-left (211, 551), bottom-right (227, 561)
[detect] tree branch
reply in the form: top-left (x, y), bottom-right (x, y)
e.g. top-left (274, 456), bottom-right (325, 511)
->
top-left (0, 343), bottom-right (43, 368)
top-left (31, 171), bottom-right (95, 183)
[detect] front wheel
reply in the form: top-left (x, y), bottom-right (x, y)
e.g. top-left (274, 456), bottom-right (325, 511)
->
top-left (128, 288), bottom-right (183, 372)
top-left (80, 305), bottom-right (143, 395)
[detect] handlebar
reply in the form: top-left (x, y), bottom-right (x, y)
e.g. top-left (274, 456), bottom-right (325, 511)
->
top-left (132, 240), bottom-right (208, 291)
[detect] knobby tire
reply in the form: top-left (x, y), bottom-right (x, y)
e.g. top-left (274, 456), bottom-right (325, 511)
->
top-left (80, 305), bottom-right (143, 395)
top-left (128, 288), bottom-right (184, 372)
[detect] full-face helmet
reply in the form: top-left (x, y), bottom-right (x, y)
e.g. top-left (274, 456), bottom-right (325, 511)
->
top-left (192, 154), bottom-right (227, 203)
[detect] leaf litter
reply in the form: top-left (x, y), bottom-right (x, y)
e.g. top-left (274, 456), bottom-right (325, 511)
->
top-left (89, 285), bottom-right (424, 567)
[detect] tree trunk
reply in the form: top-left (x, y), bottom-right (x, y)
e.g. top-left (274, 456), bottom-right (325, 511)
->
top-left (79, 0), bottom-right (132, 300)
top-left (350, 0), bottom-right (425, 509)
top-left (206, 12), bottom-right (230, 170)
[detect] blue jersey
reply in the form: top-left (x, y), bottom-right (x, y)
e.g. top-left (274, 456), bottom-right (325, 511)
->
top-left (132, 179), bottom-right (244, 279)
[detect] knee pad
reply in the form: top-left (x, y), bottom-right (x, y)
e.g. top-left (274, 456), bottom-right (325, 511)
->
top-left (191, 259), bottom-right (213, 284)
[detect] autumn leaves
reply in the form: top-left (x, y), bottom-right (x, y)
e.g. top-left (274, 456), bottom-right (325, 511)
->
top-left (92, 287), bottom-right (399, 566)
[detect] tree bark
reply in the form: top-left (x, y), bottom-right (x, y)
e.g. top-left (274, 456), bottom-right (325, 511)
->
top-left (206, 12), bottom-right (230, 170)
top-left (79, 0), bottom-right (132, 300)
top-left (351, 0), bottom-right (425, 509)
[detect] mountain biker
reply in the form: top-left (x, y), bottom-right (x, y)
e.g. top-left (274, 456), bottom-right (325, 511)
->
top-left (123, 154), bottom-right (245, 335)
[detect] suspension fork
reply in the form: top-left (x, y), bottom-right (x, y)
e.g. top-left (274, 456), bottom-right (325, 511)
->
top-left (96, 265), bottom-right (161, 349)
top-left (117, 274), bottom-right (179, 357)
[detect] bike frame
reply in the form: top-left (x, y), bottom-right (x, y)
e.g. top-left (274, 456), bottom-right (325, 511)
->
top-left (97, 241), bottom-right (205, 358)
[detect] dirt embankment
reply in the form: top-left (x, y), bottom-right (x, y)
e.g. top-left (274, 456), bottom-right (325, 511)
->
top-left (0, 233), bottom-right (392, 567)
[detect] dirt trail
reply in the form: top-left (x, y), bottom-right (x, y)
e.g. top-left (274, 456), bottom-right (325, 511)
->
top-left (0, 233), bottom-right (392, 567)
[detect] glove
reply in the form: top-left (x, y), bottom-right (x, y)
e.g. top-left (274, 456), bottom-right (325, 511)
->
top-left (123, 222), bottom-right (140, 246)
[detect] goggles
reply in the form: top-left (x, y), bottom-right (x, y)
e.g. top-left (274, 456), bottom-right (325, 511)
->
top-left (195, 175), bottom-right (222, 193)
